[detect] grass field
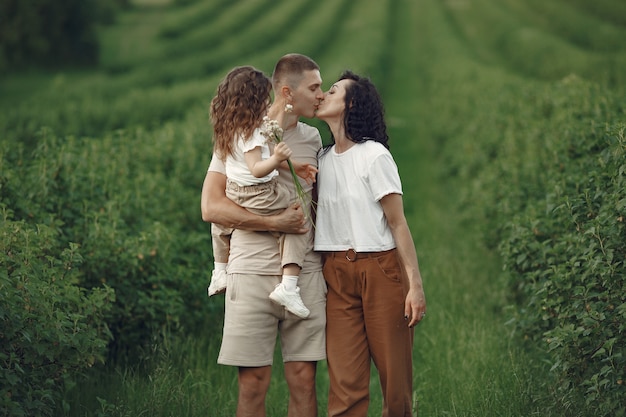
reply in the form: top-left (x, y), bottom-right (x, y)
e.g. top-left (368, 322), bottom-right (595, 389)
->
top-left (2, 0), bottom-right (625, 416)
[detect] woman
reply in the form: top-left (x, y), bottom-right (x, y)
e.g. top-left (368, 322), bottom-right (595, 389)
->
top-left (314, 70), bottom-right (427, 417)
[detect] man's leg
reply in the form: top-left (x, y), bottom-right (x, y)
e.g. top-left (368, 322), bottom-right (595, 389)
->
top-left (279, 269), bottom-right (326, 416)
top-left (284, 361), bottom-right (318, 417)
top-left (237, 366), bottom-right (272, 417)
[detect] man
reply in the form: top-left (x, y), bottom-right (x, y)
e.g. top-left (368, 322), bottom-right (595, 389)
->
top-left (201, 53), bottom-right (326, 417)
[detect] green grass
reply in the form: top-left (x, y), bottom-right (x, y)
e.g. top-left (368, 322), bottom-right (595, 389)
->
top-left (2, 0), bottom-right (625, 415)
top-left (383, 3), bottom-right (555, 415)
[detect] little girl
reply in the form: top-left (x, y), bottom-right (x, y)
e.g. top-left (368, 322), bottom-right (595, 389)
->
top-left (207, 66), bottom-right (315, 319)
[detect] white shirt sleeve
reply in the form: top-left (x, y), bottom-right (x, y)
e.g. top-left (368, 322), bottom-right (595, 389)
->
top-left (240, 129), bottom-right (268, 153)
top-left (208, 153), bottom-right (225, 174)
top-left (367, 152), bottom-right (403, 201)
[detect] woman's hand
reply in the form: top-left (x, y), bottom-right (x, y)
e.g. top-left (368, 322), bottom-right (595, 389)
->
top-left (292, 161), bottom-right (318, 185)
top-left (405, 286), bottom-right (426, 328)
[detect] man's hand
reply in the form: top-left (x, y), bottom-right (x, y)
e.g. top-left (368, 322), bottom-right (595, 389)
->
top-left (272, 203), bottom-right (308, 234)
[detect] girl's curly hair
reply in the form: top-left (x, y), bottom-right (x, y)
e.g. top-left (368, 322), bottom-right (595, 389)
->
top-left (210, 66), bottom-right (272, 160)
top-left (338, 70), bottom-right (389, 149)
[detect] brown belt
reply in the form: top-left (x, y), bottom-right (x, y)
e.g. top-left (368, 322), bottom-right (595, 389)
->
top-left (324, 248), bottom-right (395, 262)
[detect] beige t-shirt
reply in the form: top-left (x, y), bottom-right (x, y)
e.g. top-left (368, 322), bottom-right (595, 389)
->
top-left (208, 122), bottom-right (323, 275)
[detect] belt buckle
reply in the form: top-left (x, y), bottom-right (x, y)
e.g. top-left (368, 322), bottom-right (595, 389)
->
top-left (345, 248), bottom-right (357, 262)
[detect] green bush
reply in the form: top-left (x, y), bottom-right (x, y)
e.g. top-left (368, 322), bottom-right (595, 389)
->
top-left (436, 72), bottom-right (626, 415)
top-left (500, 124), bottom-right (626, 416)
top-left (0, 0), bottom-right (128, 72)
top-left (0, 124), bottom-right (214, 361)
top-left (0, 209), bottom-right (114, 417)
top-left (0, 118), bottom-right (216, 413)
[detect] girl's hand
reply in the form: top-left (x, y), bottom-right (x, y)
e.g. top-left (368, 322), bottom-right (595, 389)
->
top-left (273, 142), bottom-right (292, 162)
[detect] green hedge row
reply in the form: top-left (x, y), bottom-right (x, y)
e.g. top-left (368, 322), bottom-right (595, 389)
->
top-left (442, 0), bottom-right (626, 89)
top-left (1, 211), bottom-right (114, 416)
top-left (0, 0), bottom-right (129, 72)
top-left (0, 122), bottom-right (215, 415)
top-left (499, 114), bottom-right (626, 415)
top-left (440, 74), bottom-right (626, 415)
top-left (432, 4), bottom-right (626, 411)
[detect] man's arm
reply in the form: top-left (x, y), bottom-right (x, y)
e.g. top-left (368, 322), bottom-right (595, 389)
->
top-left (200, 170), bottom-right (307, 233)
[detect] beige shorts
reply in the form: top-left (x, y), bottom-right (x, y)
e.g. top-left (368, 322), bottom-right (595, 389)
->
top-left (217, 271), bottom-right (327, 367)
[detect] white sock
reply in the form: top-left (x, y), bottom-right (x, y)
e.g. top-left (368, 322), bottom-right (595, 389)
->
top-left (214, 262), bottom-right (227, 272)
top-left (281, 275), bottom-right (299, 292)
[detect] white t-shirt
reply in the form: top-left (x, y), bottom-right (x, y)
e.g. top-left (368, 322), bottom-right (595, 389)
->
top-left (225, 128), bottom-right (277, 186)
top-left (314, 140), bottom-right (403, 252)
top-left (208, 122), bottom-right (323, 275)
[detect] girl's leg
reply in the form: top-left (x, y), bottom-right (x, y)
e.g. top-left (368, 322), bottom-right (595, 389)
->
top-left (208, 223), bottom-right (232, 296)
top-left (269, 234), bottom-right (310, 318)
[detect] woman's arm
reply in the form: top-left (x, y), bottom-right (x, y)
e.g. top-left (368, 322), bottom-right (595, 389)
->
top-left (288, 160), bottom-right (318, 185)
top-left (201, 170), bottom-right (307, 233)
top-left (380, 193), bottom-right (427, 327)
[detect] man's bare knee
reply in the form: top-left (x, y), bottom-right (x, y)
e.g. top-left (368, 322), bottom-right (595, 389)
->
top-left (238, 367), bottom-right (271, 399)
top-left (285, 362), bottom-right (316, 390)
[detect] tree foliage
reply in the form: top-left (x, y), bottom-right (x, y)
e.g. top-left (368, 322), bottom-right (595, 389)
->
top-left (0, 0), bottom-right (128, 71)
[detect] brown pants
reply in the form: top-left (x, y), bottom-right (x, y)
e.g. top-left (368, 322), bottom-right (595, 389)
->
top-left (323, 249), bottom-right (415, 417)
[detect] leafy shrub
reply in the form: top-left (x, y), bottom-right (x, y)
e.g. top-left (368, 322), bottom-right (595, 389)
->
top-left (0, 209), bottom-right (114, 417)
top-left (0, 0), bottom-right (128, 72)
top-left (436, 70), bottom-right (626, 415)
top-left (500, 123), bottom-right (626, 416)
top-left (1, 122), bottom-right (211, 348)
top-left (0, 123), bottom-right (215, 360)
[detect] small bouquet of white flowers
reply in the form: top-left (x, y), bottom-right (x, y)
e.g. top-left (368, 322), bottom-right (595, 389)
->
top-left (260, 116), bottom-right (314, 217)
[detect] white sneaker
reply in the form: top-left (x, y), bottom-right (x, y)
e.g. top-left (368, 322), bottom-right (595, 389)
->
top-left (269, 283), bottom-right (310, 319)
top-left (207, 269), bottom-right (227, 297)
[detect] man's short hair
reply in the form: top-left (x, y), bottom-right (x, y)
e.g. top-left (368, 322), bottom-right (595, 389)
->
top-left (272, 53), bottom-right (320, 90)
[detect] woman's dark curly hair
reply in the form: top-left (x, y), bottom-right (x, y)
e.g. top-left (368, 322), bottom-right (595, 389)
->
top-left (337, 70), bottom-right (389, 149)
